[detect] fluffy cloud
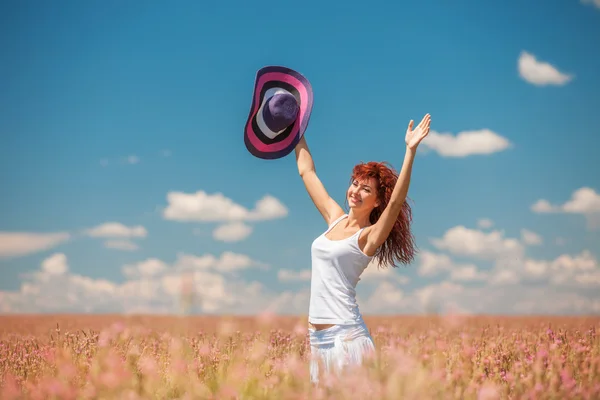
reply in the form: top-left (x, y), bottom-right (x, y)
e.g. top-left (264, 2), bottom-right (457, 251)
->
top-left (85, 222), bottom-right (147, 238)
top-left (122, 258), bottom-right (169, 279)
top-left (531, 187), bottom-right (600, 229)
top-left (212, 222), bottom-right (253, 242)
top-left (278, 269), bottom-right (311, 282)
top-left (418, 251), bottom-right (457, 276)
top-left (520, 229), bottom-right (543, 246)
top-left (416, 251), bottom-right (487, 282)
top-left (83, 222), bottom-right (147, 251)
top-left (1, 251), bottom-right (274, 314)
top-left (2, 244), bottom-right (598, 315)
top-left (449, 265), bottom-right (488, 282)
top-left (359, 258), bottom-right (411, 285)
top-left (360, 282), bottom-right (408, 312)
top-left (360, 281), bottom-right (468, 315)
top-left (518, 51), bottom-right (573, 86)
top-left (359, 275), bottom-right (600, 315)
top-left (421, 129), bottom-right (511, 157)
top-left (0, 232), bottom-right (71, 259)
top-left (430, 226), bottom-right (524, 261)
top-left (163, 191), bottom-right (288, 223)
top-left (428, 222), bottom-right (599, 291)
top-left (515, 250), bottom-right (598, 287)
top-left (41, 253), bottom-right (69, 275)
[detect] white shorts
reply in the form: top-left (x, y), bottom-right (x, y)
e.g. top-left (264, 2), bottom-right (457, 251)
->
top-left (308, 321), bottom-right (376, 384)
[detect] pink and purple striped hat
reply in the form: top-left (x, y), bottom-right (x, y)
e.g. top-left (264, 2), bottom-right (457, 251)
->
top-left (244, 66), bottom-right (314, 159)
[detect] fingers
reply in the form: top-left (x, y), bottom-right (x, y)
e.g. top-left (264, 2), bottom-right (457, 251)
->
top-left (420, 113), bottom-right (431, 130)
top-left (409, 114), bottom-right (431, 134)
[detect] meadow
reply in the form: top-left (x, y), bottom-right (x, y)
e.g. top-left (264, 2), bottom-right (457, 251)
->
top-left (0, 313), bottom-right (599, 399)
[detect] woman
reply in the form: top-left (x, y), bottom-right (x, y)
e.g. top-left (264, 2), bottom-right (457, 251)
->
top-left (294, 113), bottom-right (431, 383)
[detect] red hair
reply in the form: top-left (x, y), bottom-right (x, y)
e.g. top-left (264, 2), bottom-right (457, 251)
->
top-left (347, 161), bottom-right (417, 268)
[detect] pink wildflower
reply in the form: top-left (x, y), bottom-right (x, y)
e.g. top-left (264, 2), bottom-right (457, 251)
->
top-left (478, 383), bottom-right (500, 400)
top-left (0, 373), bottom-right (21, 400)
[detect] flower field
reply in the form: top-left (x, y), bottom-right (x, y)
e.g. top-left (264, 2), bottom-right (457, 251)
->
top-left (1, 314), bottom-right (599, 399)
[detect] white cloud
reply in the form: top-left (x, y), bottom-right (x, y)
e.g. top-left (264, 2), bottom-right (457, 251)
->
top-left (212, 222), bottom-right (253, 242)
top-left (1, 251), bottom-right (275, 315)
top-left (361, 282), bottom-right (407, 313)
top-left (437, 282), bottom-right (599, 315)
top-left (169, 251), bottom-right (269, 274)
top-left (416, 250), bottom-right (485, 282)
top-left (546, 251), bottom-right (599, 287)
top-left (0, 232), bottom-right (71, 259)
top-left (477, 218), bottom-right (494, 229)
top-left (360, 258), bottom-right (411, 284)
top-left (104, 240), bottom-right (139, 251)
top-left (359, 277), bottom-right (600, 315)
top-left (278, 269), bottom-right (311, 282)
top-left (246, 196), bottom-right (289, 221)
top-left (162, 191), bottom-right (288, 223)
top-left (122, 258), bottom-right (169, 279)
top-left (3, 246), bottom-right (599, 315)
top-left (581, 0), bottom-right (600, 9)
top-left (41, 253), bottom-right (68, 275)
top-left (562, 187), bottom-right (600, 213)
top-left (520, 229), bottom-right (543, 246)
top-left (421, 129), bottom-right (511, 157)
top-left (450, 265), bottom-right (488, 282)
top-left (532, 187), bottom-right (600, 229)
top-left (489, 249), bottom-right (599, 289)
top-left (531, 199), bottom-right (555, 213)
top-left (266, 289), bottom-right (311, 315)
top-left (413, 281), bottom-right (465, 313)
top-left (3, 253), bottom-right (118, 313)
top-left (85, 222), bottom-right (147, 238)
top-left (518, 51), bottom-right (573, 86)
top-left (431, 226), bottom-right (524, 261)
top-left (574, 272), bottom-right (600, 286)
top-left (214, 251), bottom-right (269, 272)
top-left (488, 269), bottom-right (520, 286)
top-left (417, 251), bottom-right (455, 276)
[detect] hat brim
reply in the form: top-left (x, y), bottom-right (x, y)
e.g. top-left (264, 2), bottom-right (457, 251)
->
top-left (244, 66), bottom-right (314, 160)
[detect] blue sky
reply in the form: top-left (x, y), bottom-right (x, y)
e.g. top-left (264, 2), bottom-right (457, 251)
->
top-left (1, 0), bottom-right (599, 315)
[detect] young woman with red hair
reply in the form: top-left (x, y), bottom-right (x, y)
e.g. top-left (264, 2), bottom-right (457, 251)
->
top-left (294, 113), bottom-right (431, 384)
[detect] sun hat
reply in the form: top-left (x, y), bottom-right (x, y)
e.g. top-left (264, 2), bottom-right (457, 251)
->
top-left (244, 66), bottom-right (314, 159)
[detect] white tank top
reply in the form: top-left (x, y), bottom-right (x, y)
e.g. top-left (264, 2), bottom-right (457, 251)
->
top-left (308, 214), bottom-right (374, 325)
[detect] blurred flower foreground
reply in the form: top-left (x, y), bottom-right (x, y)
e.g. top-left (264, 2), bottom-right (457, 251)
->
top-left (0, 313), bottom-right (599, 399)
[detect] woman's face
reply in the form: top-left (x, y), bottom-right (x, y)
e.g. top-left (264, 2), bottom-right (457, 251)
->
top-left (347, 177), bottom-right (380, 211)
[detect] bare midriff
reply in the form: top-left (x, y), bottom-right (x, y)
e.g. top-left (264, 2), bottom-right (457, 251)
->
top-left (309, 323), bottom-right (335, 331)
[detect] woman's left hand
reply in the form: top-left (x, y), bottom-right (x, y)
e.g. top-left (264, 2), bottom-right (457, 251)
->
top-left (405, 113), bottom-right (431, 150)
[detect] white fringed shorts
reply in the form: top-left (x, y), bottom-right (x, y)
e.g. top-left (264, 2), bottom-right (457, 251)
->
top-left (308, 321), bottom-right (375, 384)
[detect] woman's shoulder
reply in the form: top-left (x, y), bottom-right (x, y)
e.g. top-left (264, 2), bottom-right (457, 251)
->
top-left (326, 211), bottom-right (347, 227)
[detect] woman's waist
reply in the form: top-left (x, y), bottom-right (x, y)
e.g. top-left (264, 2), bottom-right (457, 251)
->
top-left (308, 320), bottom-right (370, 345)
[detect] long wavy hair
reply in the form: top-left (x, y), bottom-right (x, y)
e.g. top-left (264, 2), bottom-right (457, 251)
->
top-left (346, 161), bottom-right (417, 268)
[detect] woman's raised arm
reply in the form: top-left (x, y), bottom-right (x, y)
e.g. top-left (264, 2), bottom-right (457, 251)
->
top-left (294, 136), bottom-right (345, 225)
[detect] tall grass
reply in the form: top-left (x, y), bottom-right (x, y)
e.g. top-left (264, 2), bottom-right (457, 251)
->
top-left (1, 314), bottom-right (598, 399)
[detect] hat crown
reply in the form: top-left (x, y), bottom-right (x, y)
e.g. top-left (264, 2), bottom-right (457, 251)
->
top-left (262, 92), bottom-right (299, 132)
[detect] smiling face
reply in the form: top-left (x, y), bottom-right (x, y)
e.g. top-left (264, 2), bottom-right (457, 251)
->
top-left (347, 177), bottom-right (380, 211)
